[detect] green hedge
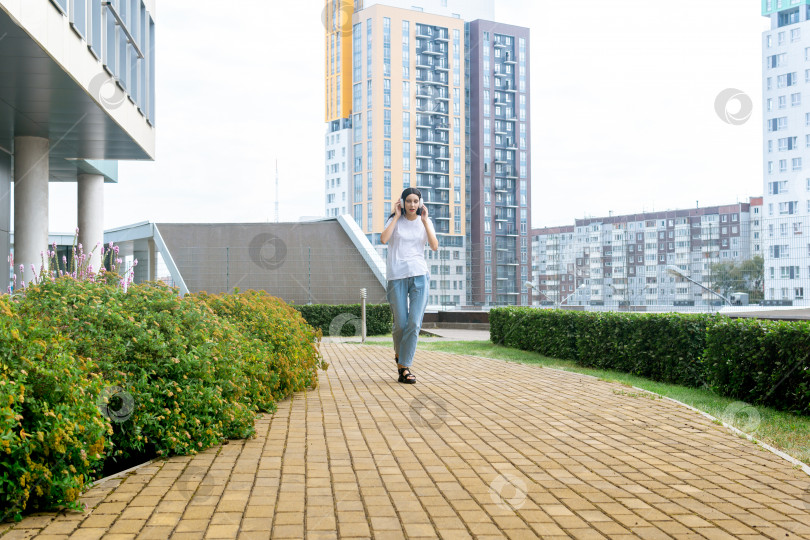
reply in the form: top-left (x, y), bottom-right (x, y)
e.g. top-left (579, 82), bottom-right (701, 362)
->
top-left (294, 303), bottom-right (392, 336)
top-left (490, 308), bottom-right (809, 415)
top-left (705, 318), bottom-right (810, 416)
top-left (1, 278), bottom-right (324, 521)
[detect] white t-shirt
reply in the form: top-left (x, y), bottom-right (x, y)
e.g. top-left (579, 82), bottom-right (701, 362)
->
top-left (385, 215), bottom-right (433, 281)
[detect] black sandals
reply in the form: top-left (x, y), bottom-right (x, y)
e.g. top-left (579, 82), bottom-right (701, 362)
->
top-left (398, 366), bottom-right (416, 384)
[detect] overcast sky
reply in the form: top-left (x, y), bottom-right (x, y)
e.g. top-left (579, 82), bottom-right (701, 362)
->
top-left (44, 0), bottom-right (772, 232)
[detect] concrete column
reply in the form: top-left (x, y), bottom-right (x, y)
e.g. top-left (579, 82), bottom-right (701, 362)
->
top-left (78, 173), bottom-right (104, 272)
top-left (131, 239), bottom-right (157, 284)
top-left (13, 136), bottom-right (49, 282)
top-left (148, 239), bottom-right (157, 281)
top-left (0, 151), bottom-right (11, 280)
top-left (133, 240), bottom-right (148, 284)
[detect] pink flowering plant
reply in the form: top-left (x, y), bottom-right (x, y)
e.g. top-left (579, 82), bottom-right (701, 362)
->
top-left (7, 231), bottom-right (137, 295)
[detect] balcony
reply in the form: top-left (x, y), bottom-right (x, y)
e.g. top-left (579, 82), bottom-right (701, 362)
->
top-left (416, 27), bottom-right (433, 38)
top-left (435, 30), bottom-right (449, 42)
top-left (421, 44), bottom-right (446, 55)
top-left (418, 102), bottom-right (448, 115)
top-left (415, 56), bottom-right (432, 69)
top-left (425, 204), bottom-right (450, 219)
top-left (496, 225), bottom-right (519, 237)
top-left (416, 132), bottom-right (448, 144)
top-left (494, 179), bottom-right (512, 192)
top-left (420, 73), bottom-right (448, 85)
top-left (419, 164), bottom-right (449, 174)
top-left (416, 116), bottom-right (433, 128)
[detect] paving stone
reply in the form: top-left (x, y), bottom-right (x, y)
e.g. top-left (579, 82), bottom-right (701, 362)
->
top-left (3, 343), bottom-right (810, 539)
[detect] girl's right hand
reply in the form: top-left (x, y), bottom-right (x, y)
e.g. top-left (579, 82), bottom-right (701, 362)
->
top-left (394, 199), bottom-right (403, 217)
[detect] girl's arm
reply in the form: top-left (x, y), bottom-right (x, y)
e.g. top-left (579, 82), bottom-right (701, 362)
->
top-left (381, 201), bottom-right (401, 244)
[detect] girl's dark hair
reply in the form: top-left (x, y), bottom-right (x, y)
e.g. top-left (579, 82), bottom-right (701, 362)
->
top-left (388, 187), bottom-right (423, 220)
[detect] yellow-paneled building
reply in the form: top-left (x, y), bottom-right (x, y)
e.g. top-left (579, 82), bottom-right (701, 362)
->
top-left (325, 0), bottom-right (468, 306)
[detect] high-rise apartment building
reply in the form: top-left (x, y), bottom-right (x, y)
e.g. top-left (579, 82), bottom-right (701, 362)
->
top-left (324, 0), bottom-right (354, 218)
top-left (531, 202), bottom-right (757, 308)
top-left (467, 21), bottom-right (531, 306)
top-left (324, 0), bottom-right (533, 308)
top-left (762, 0), bottom-right (809, 305)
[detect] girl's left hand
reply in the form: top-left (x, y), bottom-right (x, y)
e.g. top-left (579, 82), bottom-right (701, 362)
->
top-left (420, 203), bottom-right (429, 223)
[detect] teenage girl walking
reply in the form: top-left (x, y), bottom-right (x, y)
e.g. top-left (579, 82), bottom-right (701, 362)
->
top-left (381, 187), bottom-right (439, 384)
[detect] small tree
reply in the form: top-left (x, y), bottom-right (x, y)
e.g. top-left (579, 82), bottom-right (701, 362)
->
top-left (709, 255), bottom-right (764, 302)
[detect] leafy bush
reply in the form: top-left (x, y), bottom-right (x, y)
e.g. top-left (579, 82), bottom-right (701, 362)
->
top-left (190, 290), bottom-right (324, 405)
top-left (0, 297), bottom-right (108, 521)
top-left (295, 303), bottom-right (392, 336)
top-left (14, 279), bottom-right (257, 465)
top-left (2, 278), bottom-right (327, 520)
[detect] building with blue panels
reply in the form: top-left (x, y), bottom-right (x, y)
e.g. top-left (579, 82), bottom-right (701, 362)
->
top-left (0, 0), bottom-right (155, 280)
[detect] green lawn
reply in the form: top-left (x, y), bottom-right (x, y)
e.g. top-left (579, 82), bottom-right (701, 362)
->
top-left (357, 339), bottom-right (810, 466)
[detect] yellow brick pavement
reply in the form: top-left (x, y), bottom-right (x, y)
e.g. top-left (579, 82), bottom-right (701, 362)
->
top-left (1, 343), bottom-right (809, 539)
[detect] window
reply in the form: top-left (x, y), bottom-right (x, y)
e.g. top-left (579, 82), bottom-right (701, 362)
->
top-left (793, 92), bottom-right (802, 107)
top-left (769, 180), bottom-right (788, 194)
top-left (402, 22), bottom-right (409, 80)
top-left (777, 72), bottom-right (798, 87)
top-left (402, 81), bottom-right (409, 109)
top-left (403, 142), bottom-right (410, 170)
top-left (769, 52), bottom-right (788, 67)
top-left (402, 111), bottom-right (410, 139)
top-left (768, 117), bottom-right (788, 131)
top-left (779, 200), bottom-right (799, 214)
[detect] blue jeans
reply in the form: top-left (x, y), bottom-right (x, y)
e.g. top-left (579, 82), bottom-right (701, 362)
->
top-left (386, 274), bottom-right (429, 368)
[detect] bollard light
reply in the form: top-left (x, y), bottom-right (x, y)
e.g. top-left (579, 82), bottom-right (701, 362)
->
top-left (360, 288), bottom-right (367, 343)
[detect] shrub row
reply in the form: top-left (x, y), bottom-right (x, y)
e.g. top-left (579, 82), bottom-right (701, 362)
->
top-left (294, 303), bottom-right (392, 337)
top-left (1, 279), bottom-right (323, 521)
top-left (490, 308), bottom-right (809, 416)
